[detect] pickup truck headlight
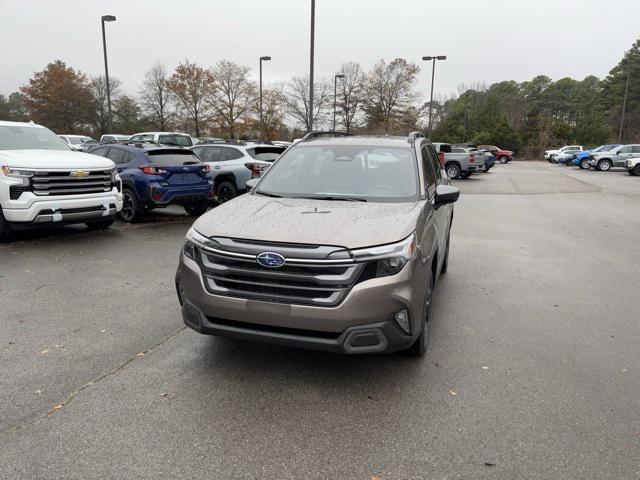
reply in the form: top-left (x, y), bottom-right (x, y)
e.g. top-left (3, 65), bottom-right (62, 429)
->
top-left (351, 233), bottom-right (417, 277)
top-left (1, 166), bottom-right (34, 185)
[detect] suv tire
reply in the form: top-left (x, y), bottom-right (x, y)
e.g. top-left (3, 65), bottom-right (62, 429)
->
top-left (630, 165), bottom-right (640, 176)
top-left (446, 164), bottom-right (461, 179)
top-left (86, 219), bottom-right (115, 230)
top-left (579, 159), bottom-right (591, 169)
top-left (216, 181), bottom-right (237, 204)
top-left (0, 207), bottom-right (12, 242)
top-left (597, 159), bottom-right (612, 172)
top-left (499, 155), bottom-right (509, 164)
top-left (185, 202), bottom-right (208, 217)
top-left (407, 269), bottom-right (434, 357)
top-left (441, 231), bottom-right (450, 274)
top-left (119, 189), bottom-right (142, 223)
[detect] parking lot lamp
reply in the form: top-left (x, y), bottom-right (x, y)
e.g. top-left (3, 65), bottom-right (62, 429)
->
top-left (422, 55), bottom-right (447, 138)
top-left (101, 15), bottom-right (116, 133)
top-left (259, 56), bottom-right (271, 136)
top-left (333, 74), bottom-right (345, 131)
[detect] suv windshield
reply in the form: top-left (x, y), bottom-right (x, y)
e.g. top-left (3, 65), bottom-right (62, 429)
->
top-left (0, 125), bottom-right (70, 151)
top-left (256, 145), bottom-right (419, 203)
top-left (158, 135), bottom-right (192, 147)
top-left (68, 136), bottom-right (91, 145)
top-left (246, 146), bottom-right (286, 162)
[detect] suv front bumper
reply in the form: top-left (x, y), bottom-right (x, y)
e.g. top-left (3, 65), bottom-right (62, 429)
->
top-left (175, 252), bottom-right (428, 354)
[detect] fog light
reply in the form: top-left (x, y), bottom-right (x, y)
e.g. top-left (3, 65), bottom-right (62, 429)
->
top-left (395, 309), bottom-right (410, 334)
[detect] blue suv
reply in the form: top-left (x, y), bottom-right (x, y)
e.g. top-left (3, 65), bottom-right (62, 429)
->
top-left (573, 144), bottom-right (620, 169)
top-left (87, 143), bottom-right (213, 222)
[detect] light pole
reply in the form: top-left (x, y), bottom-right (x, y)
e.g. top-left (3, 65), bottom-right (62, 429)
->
top-left (101, 15), bottom-right (116, 133)
top-left (308, 0), bottom-right (315, 132)
top-left (259, 56), bottom-right (271, 135)
top-left (618, 69), bottom-right (632, 144)
top-left (422, 55), bottom-right (446, 138)
top-left (333, 74), bottom-right (345, 131)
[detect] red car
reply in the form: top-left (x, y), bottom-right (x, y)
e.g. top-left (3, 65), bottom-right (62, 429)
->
top-left (478, 145), bottom-right (513, 164)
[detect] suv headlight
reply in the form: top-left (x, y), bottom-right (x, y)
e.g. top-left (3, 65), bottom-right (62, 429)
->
top-left (1, 166), bottom-right (34, 185)
top-left (183, 227), bottom-right (220, 260)
top-left (350, 233), bottom-right (417, 277)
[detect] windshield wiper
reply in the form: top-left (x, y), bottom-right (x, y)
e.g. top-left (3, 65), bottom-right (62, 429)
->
top-left (298, 195), bottom-right (367, 202)
top-left (255, 190), bottom-right (282, 198)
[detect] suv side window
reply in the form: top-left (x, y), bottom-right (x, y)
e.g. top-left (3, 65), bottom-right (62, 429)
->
top-left (619, 146), bottom-right (631, 154)
top-left (90, 146), bottom-right (109, 157)
top-left (221, 147), bottom-right (244, 161)
top-left (420, 145), bottom-right (437, 199)
top-left (203, 146), bottom-right (222, 162)
top-left (426, 145), bottom-right (443, 182)
top-left (631, 146), bottom-right (640, 154)
top-left (106, 147), bottom-right (127, 164)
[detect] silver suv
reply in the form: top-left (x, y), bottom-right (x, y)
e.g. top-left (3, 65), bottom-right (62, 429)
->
top-left (589, 144), bottom-right (640, 171)
top-left (190, 141), bottom-right (286, 203)
top-left (175, 132), bottom-right (459, 356)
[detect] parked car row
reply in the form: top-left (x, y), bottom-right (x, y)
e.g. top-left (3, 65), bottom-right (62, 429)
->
top-left (431, 142), bottom-right (511, 179)
top-left (548, 143), bottom-right (640, 175)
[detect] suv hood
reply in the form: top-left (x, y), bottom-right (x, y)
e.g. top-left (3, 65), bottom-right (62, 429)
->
top-left (193, 194), bottom-right (423, 250)
top-left (0, 149), bottom-right (114, 170)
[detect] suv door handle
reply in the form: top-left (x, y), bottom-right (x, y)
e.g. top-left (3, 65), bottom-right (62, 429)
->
top-left (214, 165), bottom-right (221, 170)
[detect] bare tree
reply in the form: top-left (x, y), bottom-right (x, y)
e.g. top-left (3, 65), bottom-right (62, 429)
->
top-left (283, 75), bottom-right (330, 131)
top-left (209, 60), bottom-right (256, 138)
top-left (139, 62), bottom-right (172, 131)
top-left (363, 58), bottom-right (420, 134)
top-left (166, 59), bottom-right (215, 137)
top-left (90, 75), bottom-right (122, 134)
top-left (336, 62), bottom-right (364, 133)
top-left (254, 87), bottom-right (285, 141)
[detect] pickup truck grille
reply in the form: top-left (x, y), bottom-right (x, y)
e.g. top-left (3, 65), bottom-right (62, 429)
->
top-left (30, 170), bottom-right (114, 196)
top-left (196, 242), bottom-right (365, 307)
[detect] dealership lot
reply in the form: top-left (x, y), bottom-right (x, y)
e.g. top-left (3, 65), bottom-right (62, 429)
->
top-left (1, 162), bottom-right (639, 479)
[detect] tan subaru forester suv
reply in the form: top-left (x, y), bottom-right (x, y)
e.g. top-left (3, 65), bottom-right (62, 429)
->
top-left (175, 132), bottom-right (459, 356)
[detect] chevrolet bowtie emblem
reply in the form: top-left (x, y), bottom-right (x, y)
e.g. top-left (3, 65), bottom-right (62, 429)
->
top-left (70, 170), bottom-right (90, 177)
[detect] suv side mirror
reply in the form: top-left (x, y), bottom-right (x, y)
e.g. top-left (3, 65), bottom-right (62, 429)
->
top-left (246, 178), bottom-right (259, 191)
top-left (433, 184), bottom-right (460, 209)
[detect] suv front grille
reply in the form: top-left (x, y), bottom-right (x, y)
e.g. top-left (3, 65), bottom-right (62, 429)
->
top-left (30, 170), bottom-right (113, 196)
top-left (197, 246), bottom-right (365, 307)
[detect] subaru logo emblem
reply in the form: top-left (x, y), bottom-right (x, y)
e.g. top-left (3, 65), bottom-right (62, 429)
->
top-left (256, 252), bottom-right (286, 268)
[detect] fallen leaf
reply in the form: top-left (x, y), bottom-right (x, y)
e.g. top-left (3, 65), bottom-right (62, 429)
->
top-left (159, 393), bottom-right (169, 397)
top-left (40, 348), bottom-right (49, 354)
top-left (100, 329), bottom-right (106, 333)
top-left (482, 366), bottom-right (489, 370)
top-left (136, 352), bottom-right (145, 357)
top-left (51, 404), bottom-right (63, 411)
top-left (35, 389), bottom-right (43, 395)
top-left (449, 390), bottom-right (458, 396)
top-left (484, 462), bottom-right (496, 467)
top-left (371, 476), bottom-right (382, 480)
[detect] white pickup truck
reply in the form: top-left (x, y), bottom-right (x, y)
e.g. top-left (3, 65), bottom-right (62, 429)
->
top-left (0, 121), bottom-right (123, 240)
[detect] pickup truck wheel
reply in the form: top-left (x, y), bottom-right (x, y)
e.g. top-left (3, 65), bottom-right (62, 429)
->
top-left (579, 159), bottom-right (591, 170)
top-left (446, 164), bottom-right (461, 179)
top-left (499, 155), bottom-right (509, 164)
top-left (407, 271), bottom-right (433, 357)
top-left (184, 202), bottom-right (208, 217)
top-left (216, 181), bottom-right (237, 204)
top-left (119, 189), bottom-right (141, 223)
top-left (86, 219), bottom-right (115, 230)
top-left (630, 165), bottom-right (640, 176)
top-left (0, 208), bottom-right (12, 242)
top-left (597, 159), bottom-right (612, 172)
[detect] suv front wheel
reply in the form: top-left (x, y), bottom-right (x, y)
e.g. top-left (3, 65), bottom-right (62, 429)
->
top-left (0, 207), bottom-right (12, 242)
top-left (597, 159), bottom-right (612, 172)
top-left (216, 181), bottom-right (237, 204)
top-left (119, 189), bottom-right (141, 223)
top-left (407, 270), bottom-right (433, 357)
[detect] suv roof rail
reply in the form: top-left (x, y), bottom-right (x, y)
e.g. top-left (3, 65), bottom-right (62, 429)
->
top-left (300, 131), bottom-right (351, 142)
top-left (407, 131), bottom-right (425, 146)
top-left (201, 139), bottom-right (247, 146)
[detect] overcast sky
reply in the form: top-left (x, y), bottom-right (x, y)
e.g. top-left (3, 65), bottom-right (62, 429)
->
top-left (2, 0), bottom-right (639, 101)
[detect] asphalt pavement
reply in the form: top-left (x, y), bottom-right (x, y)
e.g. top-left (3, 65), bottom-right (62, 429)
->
top-left (1, 162), bottom-right (639, 479)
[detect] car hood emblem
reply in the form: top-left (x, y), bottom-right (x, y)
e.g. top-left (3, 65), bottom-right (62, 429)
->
top-left (256, 252), bottom-right (286, 268)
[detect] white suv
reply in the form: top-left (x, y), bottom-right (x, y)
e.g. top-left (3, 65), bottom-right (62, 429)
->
top-left (58, 134), bottom-right (94, 152)
top-left (545, 145), bottom-right (583, 162)
top-left (0, 121), bottom-right (123, 240)
top-left (128, 132), bottom-right (196, 147)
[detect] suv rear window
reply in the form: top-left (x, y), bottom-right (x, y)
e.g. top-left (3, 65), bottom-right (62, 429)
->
top-left (146, 149), bottom-right (201, 165)
top-left (246, 146), bottom-right (286, 161)
top-left (158, 135), bottom-right (193, 147)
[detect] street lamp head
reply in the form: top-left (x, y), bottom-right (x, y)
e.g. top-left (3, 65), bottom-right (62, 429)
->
top-left (422, 56), bottom-right (433, 61)
top-left (102, 15), bottom-right (116, 22)
top-left (260, 56), bottom-right (271, 61)
top-left (335, 74), bottom-right (345, 79)
top-left (437, 55), bottom-right (447, 60)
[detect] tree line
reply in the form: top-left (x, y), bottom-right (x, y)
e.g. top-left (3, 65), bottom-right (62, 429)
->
top-left (1, 37), bottom-right (638, 153)
top-left (0, 58), bottom-right (424, 142)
